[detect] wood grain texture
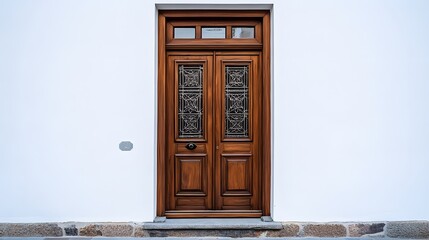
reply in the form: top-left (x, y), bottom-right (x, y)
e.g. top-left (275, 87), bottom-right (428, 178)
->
top-left (156, 12), bottom-right (167, 217)
top-left (215, 55), bottom-right (260, 211)
top-left (175, 156), bottom-right (206, 193)
top-left (157, 10), bottom-right (271, 218)
top-left (222, 156), bottom-right (252, 196)
top-left (261, 12), bottom-right (271, 216)
top-left (166, 55), bottom-right (214, 211)
top-left (165, 210), bottom-right (262, 218)
top-left (161, 10), bottom-right (267, 18)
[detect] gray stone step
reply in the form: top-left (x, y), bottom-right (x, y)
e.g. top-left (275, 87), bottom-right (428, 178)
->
top-left (143, 218), bottom-right (283, 230)
top-left (0, 238), bottom-right (407, 240)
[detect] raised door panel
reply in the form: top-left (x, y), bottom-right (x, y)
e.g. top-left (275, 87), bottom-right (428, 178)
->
top-left (174, 155), bottom-right (208, 210)
top-left (221, 155), bottom-right (252, 195)
top-left (175, 155), bottom-right (207, 195)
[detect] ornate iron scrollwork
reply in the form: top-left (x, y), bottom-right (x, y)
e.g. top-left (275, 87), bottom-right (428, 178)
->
top-left (225, 66), bottom-right (249, 138)
top-left (178, 65), bottom-right (204, 138)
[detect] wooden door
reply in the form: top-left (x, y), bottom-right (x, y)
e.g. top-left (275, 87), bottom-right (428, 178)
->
top-left (166, 55), bottom-right (214, 213)
top-left (165, 52), bottom-right (261, 217)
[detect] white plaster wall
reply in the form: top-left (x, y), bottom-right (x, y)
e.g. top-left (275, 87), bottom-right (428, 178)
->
top-left (0, 0), bottom-right (156, 222)
top-left (273, 0), bottom-right (429, 221)
top-left (1, 0), bottom-right (429, 222)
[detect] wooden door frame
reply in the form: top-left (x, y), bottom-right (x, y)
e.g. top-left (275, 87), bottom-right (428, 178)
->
top-left (156, 10), bottom-right (271, 218)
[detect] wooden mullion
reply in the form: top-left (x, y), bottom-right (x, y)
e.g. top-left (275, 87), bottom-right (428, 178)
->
top-left (196, 25), bottom-right (202, 39)
top-left (226, 26), bottom-right (232, 39)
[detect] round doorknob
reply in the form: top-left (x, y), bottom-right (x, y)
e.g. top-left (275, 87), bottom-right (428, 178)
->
top-left (186, 142), bottom-right (197, 150)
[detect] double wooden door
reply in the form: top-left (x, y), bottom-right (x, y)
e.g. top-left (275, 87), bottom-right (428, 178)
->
top-left (165, 52), bottom-right (262, 217)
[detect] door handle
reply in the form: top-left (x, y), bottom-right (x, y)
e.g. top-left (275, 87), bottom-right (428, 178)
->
top-left (186, 142), bottom-right (197, 150)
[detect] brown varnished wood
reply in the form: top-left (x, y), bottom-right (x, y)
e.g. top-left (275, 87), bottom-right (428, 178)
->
top-left (166, 22), bottom-right (174, 43)
top-left (222, 155), bottom-right (252, 196)
top-left (166, 42), bottom-right (262, 51)
top-left (167, 51), bottom-right (214, 56)
top-left (223, 198), bottom-right (251, 208)
top-left (157, 10), bottom-right (271, 218)
top-left (176, 143), bottom-right (207, 153)
top-left (167, 19), bottom-right (261, 28)
top-left (166, 53), bottom-right (261, 215)
top-left (175, 154), bottom-right (207, 196)
top-left (165, 17), bottom-right (262, 50)
top-left (214, 55), bottom-right (261, 211)
top-left (222, 143), bottom-right (251, 153)
top-left (226, 26), bottom-right (232, 39)
top-left (216, 51), bottom-right (261, 56)
top-left (156, 12), bottom-right (167, 217)
top-left (161, 10), bottom-right (267, 18)
top-left (165, 210), bottom-right (262, 218)
top-left (166, 55), bottom-right (214, 211)
top-left (261, 12), bottom-right (271, 216)
top-left (166, 53), bottom-right (175, 211)
top-left (176, 198), bottom-right (206, 210)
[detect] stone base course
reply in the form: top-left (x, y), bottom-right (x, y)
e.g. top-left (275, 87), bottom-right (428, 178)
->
top-left (266, 223), bottom-right (299, 237)
top-left (302, 224), bottom-right (347, 237)
top-left (386, 221), bottom-right (429, 239)
top-left (349, 223), bottom-right (385, 237)
top-left (79, 224), bottom-right (133, 237)
top-left (0, 221), bottom-right (427, 238)
top-left (0, 223), bottom-right (62, 237)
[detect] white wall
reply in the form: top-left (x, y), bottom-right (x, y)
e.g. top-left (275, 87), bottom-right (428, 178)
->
top-left (1, 0), bottom-right (428, 222)
top-left (273, 0), bottom-right (429, 221)
top-left (0, 0), bottom-right (156, 222)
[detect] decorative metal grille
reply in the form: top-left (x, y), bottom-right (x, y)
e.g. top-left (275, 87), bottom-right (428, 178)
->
top-left (178, 65), bottom-right (204, 138)
top-left (225, 66), bottom-right (249, 138)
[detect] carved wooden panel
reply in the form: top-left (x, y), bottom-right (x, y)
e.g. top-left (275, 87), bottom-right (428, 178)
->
top-left (214, 54), bottom-right (260, 212)
top-left (221, 154), bottom-right (252, 196)
top-left (159, 11), bottom-right (271, 218)
top-left (223, 198), bottom-right (252, 210)
top-left (165, 53), bottom-right (263, 217)
top-left (166, 55), bottom-right (214, 212)
top-left (175, 155), bottom-right (207, 196)
top-left (176, 197), bottom-right (206, 210)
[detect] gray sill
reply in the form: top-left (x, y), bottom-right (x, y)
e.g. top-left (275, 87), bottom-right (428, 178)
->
top-left (143, 218), bottom-right (282, 230)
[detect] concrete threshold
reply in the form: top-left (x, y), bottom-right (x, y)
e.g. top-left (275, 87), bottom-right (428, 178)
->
top-left (142, 218), bottom-right (283, 230)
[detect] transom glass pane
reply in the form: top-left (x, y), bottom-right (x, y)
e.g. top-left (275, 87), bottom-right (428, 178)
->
top-left (178, 65), bottom-right (204, 138)
top-left (225, 66), bottom-right (249, 138)
top-left (232, 27), bottom-right (255, 38)
top-left (202, 27), bottom-right (226, 39)
top-left (174, 27), bottom-right (196, 39)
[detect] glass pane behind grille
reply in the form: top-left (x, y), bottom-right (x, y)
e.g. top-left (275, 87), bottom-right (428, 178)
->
top-left (178, 65), bottom-right (204, 138)
top-left (225, 66), bottom-right (249, 138)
